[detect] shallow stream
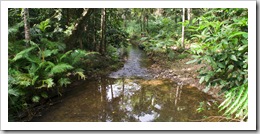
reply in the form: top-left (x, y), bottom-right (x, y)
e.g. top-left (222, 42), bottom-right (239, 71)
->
top-left (32, 45), bottom-right (221, 122)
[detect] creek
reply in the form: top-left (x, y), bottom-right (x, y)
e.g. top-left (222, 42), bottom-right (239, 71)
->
top-left (32, 45), bottom-right (221, 122)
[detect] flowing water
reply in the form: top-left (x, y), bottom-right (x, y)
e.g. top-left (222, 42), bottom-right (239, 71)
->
top-left (32, 45), bottom-right (221, 122)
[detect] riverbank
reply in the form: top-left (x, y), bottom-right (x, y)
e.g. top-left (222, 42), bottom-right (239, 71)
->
top-left (146, 52), bottom-right (223, 101)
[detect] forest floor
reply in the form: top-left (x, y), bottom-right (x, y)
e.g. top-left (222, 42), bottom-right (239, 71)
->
top-left (146, 53), bottom-right (224, 101)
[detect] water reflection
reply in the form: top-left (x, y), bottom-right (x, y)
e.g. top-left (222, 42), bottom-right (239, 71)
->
top-left (32, 78), bottom-right (220, 122)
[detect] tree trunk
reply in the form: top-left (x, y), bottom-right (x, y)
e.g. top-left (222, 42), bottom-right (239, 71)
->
top-left (146, 15), bottom-right (149, 33)
top-left (181, 8), bottom-right (185, 48)
top-left (65, 8), bottom-right (94, 50)
top-left (93, 13), bottom-right (96, 51)
top-left (140, 16), bottom-right (143, 32)
top-left (100, 8), bottom-right (106, 55)
top-left (23, 8), bottom-right (30, 46)
top-left (143, 15), bottom-right (146, 32)
top-left (187, 8), bottom-right (191, 21)
top-left (79, 37), bottom-right (83, 49)
top-left (154, 8), bottom-right (163, 17)
top-left (123, 11), bottom-right (127, 30)
top-left (187, 8), bottom-right (192, 24)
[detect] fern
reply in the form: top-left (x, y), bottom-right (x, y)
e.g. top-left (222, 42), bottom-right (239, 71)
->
top-left (12, 46), bottom-right (36, 61)
top-left (219, 83), bottom-right (248, 121)
top-left (8, 22), bottom-right (23, 35)
top-left (58, 78), bottom-right (71, 87)
top-left (50, 63), bottom-right (74, 74)
top-left (75, 68), bottom-right (86, 80)
top-left (60, 50), bottom-right (72, 61)
top-left (43, 78), bottom-right (55, 88)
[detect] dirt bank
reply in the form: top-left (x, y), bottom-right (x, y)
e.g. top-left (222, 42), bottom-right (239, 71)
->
top-left (147, 53), bottom-right (223, 101)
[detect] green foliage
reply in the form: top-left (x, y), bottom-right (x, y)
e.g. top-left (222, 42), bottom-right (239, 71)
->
top-left (38, 19), bottom-right (51, 32)
top-left (32, 96), bottom-right (40, 103)
top-left (219, 83), bottom-right (248, 121)
top-left (187, 8), bottom-right (248, 121)
top-left (106, 28), bottom-right (129, 48)
top-left (50, 63), bottom-right (74, 74)
top-left (58, 78), bottom-right (71, 87)
top-left (106, 45), bottom-right (120, 62)
top-left (196, 101), bottom-right (205, 113)
top-left (8, 22), bottom-right (89, 121)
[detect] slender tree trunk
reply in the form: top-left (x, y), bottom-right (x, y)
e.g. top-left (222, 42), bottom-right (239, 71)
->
top-left (79, 37), bottom-right (83, 49)
top-left (155, 8), bottom-right (163, 17)
top-left (146, 15), bottom-right (149, 33)
top-left (143, 17), bottom-right (145, 32)
top-left (181, 8), bottom-right (185, 48)
top-left (23, 8), bottom-right (30, 46)
top-left (123, 11), bottom-right (127, 30)
top-left (104, 9), bottom-right (107, 53)
top-left (187, 8), bottom-right (191, 21)
top-left (187, 8), bottom-right (192, 25)
top-left (93, 15), bottom-right (96, 51)
top-left (100, 8), bottom-right (106, 55)
top-left (100, 8), bottom-right (104, 54)
top-left (140, 16), bottom-right (143, 32)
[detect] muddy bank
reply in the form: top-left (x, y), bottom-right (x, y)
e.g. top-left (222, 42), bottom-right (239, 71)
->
top-left (146, 53), bottom-right (223, 101)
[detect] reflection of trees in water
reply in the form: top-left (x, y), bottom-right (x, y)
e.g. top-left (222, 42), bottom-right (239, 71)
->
top-left (94, 78), bottom-right (218, 122)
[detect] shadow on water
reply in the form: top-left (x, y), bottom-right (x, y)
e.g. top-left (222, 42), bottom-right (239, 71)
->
top-left (32, 45), bottom-right (222, 122)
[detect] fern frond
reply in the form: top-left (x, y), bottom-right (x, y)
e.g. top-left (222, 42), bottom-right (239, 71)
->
top-left (230, 89), bottom-right (248, 115)
top-left (8, 88), bottom-right (21, 97)
top-left (224, 86), bottom-right (245, 115)
top-left (16, 73), bottom-right (32, 87)
top-left (39, 61), bottom-right (55, 71)
top-left (8, 22), bottom-right (23, 35)
top-left (43, 49), bottom-right (59, 58)
top-left (43, 78), bottom-right (55, 88)
top-left (219, 89), bottom-right (236, 111)
top-left (58, 78), bottom-right (71, 87)
top-left (75, 71), bottom-right (86, 80)
top-left (13, 46), bottom-right (36, 61)
top-left (219, 83), bottom-right (248, 121)
top-left (60, 50), bottom-right (72, 61)
top-left (50, 63), bottom-right (74, 74)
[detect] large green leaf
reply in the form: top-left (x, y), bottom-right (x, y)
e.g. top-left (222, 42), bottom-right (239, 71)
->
top-left (230, 55), bottom-right (238, 61)
top-left (199, 76), bottom-right (205, 84)
top-left (228, 32), bottom-right (248, 39)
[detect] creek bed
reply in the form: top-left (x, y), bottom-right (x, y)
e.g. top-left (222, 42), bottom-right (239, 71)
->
top-left (32, 45), bottom-right (222, 122)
